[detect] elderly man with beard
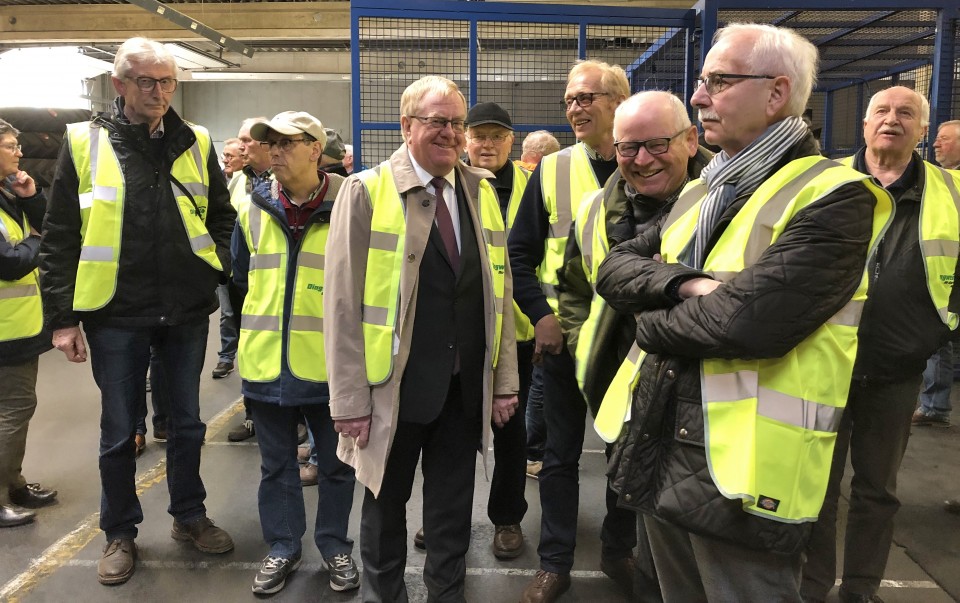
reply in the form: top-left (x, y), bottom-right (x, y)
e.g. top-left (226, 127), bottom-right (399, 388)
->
top-left (595, 24), bottom-right (892, 601)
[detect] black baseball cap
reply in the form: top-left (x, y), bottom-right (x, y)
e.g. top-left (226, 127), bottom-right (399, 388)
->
top-left (466, 102), bottom-right (514, 130)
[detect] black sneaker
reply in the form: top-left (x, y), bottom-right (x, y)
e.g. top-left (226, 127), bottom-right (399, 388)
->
top-left (322, 553), bottom-right (360, 592)
top-left (228, 419), bottom-right (255, 442)
top-left (152, 425), bottom-right (168, 443)
top-left (252, 553), bottom-right (302, 594)
top-left (212, 361), bottom-right (234, 379)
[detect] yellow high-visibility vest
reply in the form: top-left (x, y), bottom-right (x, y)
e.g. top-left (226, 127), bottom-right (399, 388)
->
top-left (538, 143), bottom-right (600, 313)
top-left (839, 156), bottom-right (960, 328)
top-left (356, 162), bottom-right (507, 384)
top-left (0, 208), bottom-right (42, 341)
top-left (595, 156), bottom-right (894, 522)
top-left (504, 162), bottom-right (535, 342)
top-left (66, 121), bottom-right (222, 311)
top-left (236, 193), bottom-right (334, 383)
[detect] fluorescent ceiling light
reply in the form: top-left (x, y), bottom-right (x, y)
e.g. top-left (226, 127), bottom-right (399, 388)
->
top-left (188, 72), bottom-right (350, 82)
top-left (164, 43), bottom-right (232, 70)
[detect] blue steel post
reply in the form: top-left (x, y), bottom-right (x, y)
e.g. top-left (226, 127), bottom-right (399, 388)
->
top-left (469, 19), bottom-right (478, 108)
top-left (930, 7), bottom-right (957, 150)
top-left (856, 83), bottom-right (865, 153)
top-left (351, 10), bottom-right (362, 169)
top-left (823, 90), bottom-right (833, 156)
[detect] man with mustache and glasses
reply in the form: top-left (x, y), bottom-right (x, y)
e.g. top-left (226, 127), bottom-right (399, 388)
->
top-left (595, 24), bottom-right (891, 601)
top-left (558, 90), bottom-right (712, 601)
top-left (324, 75), bottom-right (519, 602)
top-left (801, 88), bottom-right (960, 603)
top-left (509, 59), bottom-right (637, 603)
top-left (41, 37), bottom-right (236, 586)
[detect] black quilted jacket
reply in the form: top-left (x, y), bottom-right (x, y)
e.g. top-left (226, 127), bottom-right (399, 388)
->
top-left (595, 134), bottom-right (879, 554)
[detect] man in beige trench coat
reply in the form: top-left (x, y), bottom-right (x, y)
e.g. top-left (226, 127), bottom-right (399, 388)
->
top-left (323, 75), bottom-right (520, 603)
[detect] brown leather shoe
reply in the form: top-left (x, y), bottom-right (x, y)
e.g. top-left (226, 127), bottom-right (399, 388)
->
top-left (171, 516), bottom-right (234, 553)
top-left (414, 527), bottom-right (426, 550)
top-left (520, 570), bottom-right (571, 603)
top-left (493, 524), bottom-right (524, 559)
top-left (300, 463), bottom-right (318, 486)
top-left (946, 499), bottom-right (960, 515)
top-left (600, 555), bottom-right (636, 597)
top-left (134, 434), bottom-right (146, 458)
top-left (98, 538), bottom-right (137, 585)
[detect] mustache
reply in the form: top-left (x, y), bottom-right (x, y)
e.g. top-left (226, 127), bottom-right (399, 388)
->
top-left (698, 110), bottom-right (720, 122)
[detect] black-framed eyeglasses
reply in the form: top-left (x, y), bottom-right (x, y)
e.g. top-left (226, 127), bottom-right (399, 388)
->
top-left (614, 130), bottom-right (686, 158)
top-left (562, 92), bottom-right (610, 110)
top-left (408, 115), bottom-right (467, 133)
top-left (467, 132), bottom-right (511, 144)
top-left (695, 73), bottom-right (774, 96)
top-left (126, 76), bottom-right (178, 93)
top-left (0, 143), bottom-right (22, 153)
top-left (259, 138), bottom-right (312, 152)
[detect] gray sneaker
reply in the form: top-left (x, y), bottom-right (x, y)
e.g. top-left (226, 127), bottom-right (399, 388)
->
top-left (252, 553), bottom-right (302, 594)
top-left (322, 553), bottom-right (360, 591)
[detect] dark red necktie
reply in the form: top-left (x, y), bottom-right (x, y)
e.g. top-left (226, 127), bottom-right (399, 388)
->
top-left (431, 177), bottom-right (460, 273)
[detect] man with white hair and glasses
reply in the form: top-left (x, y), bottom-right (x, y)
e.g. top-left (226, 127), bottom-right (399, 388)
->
top-left (595, 24), bottom-right (891, 601)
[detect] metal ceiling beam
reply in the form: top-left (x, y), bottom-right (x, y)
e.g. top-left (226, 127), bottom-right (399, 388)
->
top-left (818, 59), bottom-right (930, 92)
top-left (812, 10), bottom-right (895, 46)
top-left (123, 0), bottom-right (254, 58)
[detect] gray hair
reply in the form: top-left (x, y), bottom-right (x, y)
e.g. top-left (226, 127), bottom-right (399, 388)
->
top-left (715, 23), bottom-right (818, 117)
top-left (568, 59), bottom-right (630, 101)
top-left (239, 117), bottom-right (269, 135)
top-left (937, 119), bottom-right (960, 133)
top-left (864, 86), bottom-right (930, 127)
top-left (0, 118), bottom-right (19, 139)
top-left (521, 130), bottom-right (560, 157)
top-left (615, 91), bottom-right (691, 133)
top-left (113, 37), bottom-right (178, 79)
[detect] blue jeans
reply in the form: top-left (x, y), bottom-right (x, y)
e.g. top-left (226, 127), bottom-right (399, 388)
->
top-left (216, 284), bottom-right (238, 363)
top-left (136, 348), bottom-right (169, 437)
top-left (249, 400), bottom-right (355, 558)
top-left (525, 363), bottom-right (545, 462)
top-left (918, 342), bottom-right (953, 419)
top-left (86, 319), bottom-right (210, 541)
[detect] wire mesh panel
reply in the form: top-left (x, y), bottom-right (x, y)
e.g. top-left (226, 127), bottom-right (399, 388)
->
top-left (588, 25), bottom-right (690, 98)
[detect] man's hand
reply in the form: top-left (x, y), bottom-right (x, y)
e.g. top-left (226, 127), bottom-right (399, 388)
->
top-left (334, 415), bottom-right (372, 449)
top-left (7, 171), bottom-right (36, 198)
top-left (534, 314), bottom-right (563, 356)
top-left (678, 277), bottom-right (721, 299)
top-left (491, 394), bottom-right (519, 428)
top-left (52, 326), bottom-right (87, 363)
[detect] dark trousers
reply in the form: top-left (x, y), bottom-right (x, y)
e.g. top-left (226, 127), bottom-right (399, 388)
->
top-left (487, 340), bottom-right (534, 525)
top-left (526, 364), bottom-right (545, 461)
top-left (801, 375), bottom-right (922, 601)
top-left (0, 357), bottom-right (38, 505)
top-left (136, 348), bottom-right (168, 437)
top-left (538, 346), bottom-right (636, 574)
top-left (249, 399), bottom-right (355, 558)
top-left (360, 377), bottom-right (480, 603)
top-left (86, 319), bottom-right (209, 541)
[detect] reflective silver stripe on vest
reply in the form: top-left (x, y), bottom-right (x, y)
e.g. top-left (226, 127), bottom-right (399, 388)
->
top-left (0, 217), bottom-right (9, 241)
top-left (940, 167), bottom-right (960, 215)
top-left (626, 343), bottom-right (641, 363)
top-left (177, 180), bottom-right (208, 199)
top-left (89, 123), bottom-right (101, 180)
top-left (362, 304), bottom-right (389, 326)
top-left (250, 253), bottom-right (282, 270)
top-left (549, 149), bottom-right (573, 238)
top-left (703, 370), bottom-right (843, 433)
top-left (189, 232), bottom-right (216, 253)
top-left (189, 141), bottom-right (205, 185)
top-left (369, 231), bottom-right (399, 251)
top-left (78, 192), bottom-right (94, 210)
top-left (289, 315), bottom-right (324, 332)
top-left (921, 239), bottom-right (960, 260)
top-left (79, 246), bottom-right (113, 261)
top-left (829, 299), bottom-right (864, 327)
top-left (0, 284), bottom-right (37, 300)
top-left (581, 194), bottom-right (603, 277)
top-left (482, 228), bottom-right (505, 248)
top-left (93, 184), bottom-right (118, 202)
top-left (298, 251), bottom-right (325, 270)
top-left (242, 314), bottom-right (280, 331)
top-left (249, 205), bottom-right (263, 249)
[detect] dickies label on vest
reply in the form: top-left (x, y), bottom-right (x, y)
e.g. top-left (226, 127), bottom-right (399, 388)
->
top-left (758, 495), bottom-right (781, 513)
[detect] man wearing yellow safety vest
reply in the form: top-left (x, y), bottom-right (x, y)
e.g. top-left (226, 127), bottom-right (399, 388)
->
top-left (410, 101), bottom-right (533, 560)
top-left (0, 119), bottom-right (57, 529)
top-left (595, 24), bottom-right (893, 601)
top-left (232, 112), bottom-right (359, 595)
top-left (801, 88), bottom-right (960, 603)
top-left (558, 90), bottom-right (711, 601)
top-left (509, 59), bottom-right (637, 603)
top-left (323, 76), bottom-right (519, 602)
top-left (40, 38), bottom-right (237, 587)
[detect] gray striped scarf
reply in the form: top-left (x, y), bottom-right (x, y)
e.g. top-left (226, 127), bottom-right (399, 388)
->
top-left (688, 116), bottom-right (808, 269)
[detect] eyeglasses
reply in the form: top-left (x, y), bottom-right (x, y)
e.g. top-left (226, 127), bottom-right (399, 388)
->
top-left (408, 115), bottom-right (467, 133)
top-left (614, 130), bottom-right (686, 158)
top-left (126, 76), bottom-right (178, 93)
top-left (695, 73), bottom-right (774, 96)
top-left (0, 143), bottom-right (22, 153)
top-left (467, 133), bottom-right (511, 144)
top-left (562, 92), bottom-right (610, 110)
top-left (259, 138), bottom-right (312, 152)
